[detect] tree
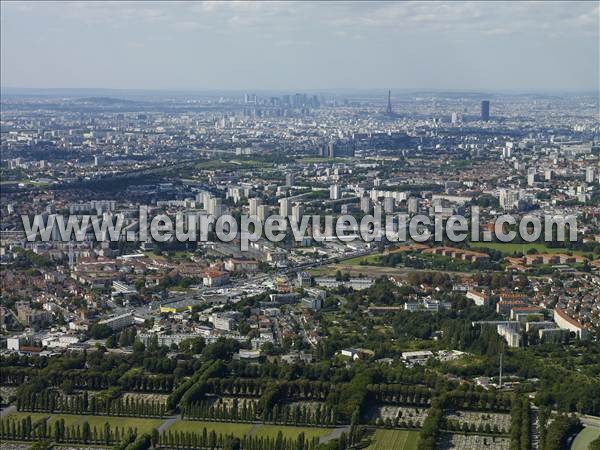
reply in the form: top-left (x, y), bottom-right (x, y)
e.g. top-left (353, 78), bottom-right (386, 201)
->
top-left (180, 337), bottom-right (205, 355)
top-left (81, 421), bottom-right (91, 443)
top-left (544, 415), bottom-right (581, 450)
top-left (224, 436), bottom-right (241, 450)
top-left (61, 379), bottom-right (74, 395)
top-left (89, 323), bottom-right (113, 339)
top-left (589, 435), bottom-right (600, 450)
top-left (133, 340), bottom-right (146, 353)
top-left (106, 334), bottom-right (118, 348)
top-left (119, 331), bottom-right (130, 348)
top-left (151, 428), bottom-right (159, 448)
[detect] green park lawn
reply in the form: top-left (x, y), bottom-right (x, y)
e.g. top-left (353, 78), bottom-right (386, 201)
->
top-left (168, 421), bottom-right (329, 440)
top-left (366, 429), bottom-right (420, 450)
top-left (4, 413), bottom-right (332, 442)
top-left (168, 420), bottom-right (253, 437)
top-left (3, 412), bottom-right (53, 423)
top-left (253, 424), bottom-right (330, 440)
top-left (296, 157), bottom-right (353, 164)
top-left (571, 426), bottom-right (600, 450)
top-left (4, 412), bottom-right (162, 432)
top-left (78, 415), bottom-right (163, 433)
top-left (50, 413), bottom-right (82, 427)
top-left (230, 159), bottom-right (272, 168)
top-left (468, 241), bottom-right (596, 258)
top-left (341, 253), bottom-right (383, 265)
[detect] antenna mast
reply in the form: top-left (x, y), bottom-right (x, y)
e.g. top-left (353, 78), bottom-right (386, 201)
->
top-left (499, 352), bottom-right (503, 388)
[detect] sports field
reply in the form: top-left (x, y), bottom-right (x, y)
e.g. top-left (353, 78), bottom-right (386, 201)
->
top-left (366, 429), bottom-right (420, 450)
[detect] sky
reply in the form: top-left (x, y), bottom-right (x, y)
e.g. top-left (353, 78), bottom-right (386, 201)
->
top-left (1, 1), bottom-right (598, 92)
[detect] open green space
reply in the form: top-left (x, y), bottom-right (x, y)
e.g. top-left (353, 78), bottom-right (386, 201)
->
top-left (341, 253), bottom-right (383, 265)
top-left (5, 412), bottom-right (162, 433)
top-left (468, 241), bottom-right (596, 258)
top-left (3, 413), bottom-right (331, 441)
top-left (254, 424), bottom-right (331, 440)
top-left (80, 415), bottom-right (163, 433)
top-left (571, 426), bottom-right (600, 450)
top-left (3, 412), bottom-right (53, 423)
top-left (230, 159), bottom-right (272, 168)
top-left (168, 420), bottom-right (254, 437)
top-left (366, 429), bottom-right (420, 450)
top-left (295, 157), bottom-right (353, 164)
top-left (169, 421), bottom-right (330, 440)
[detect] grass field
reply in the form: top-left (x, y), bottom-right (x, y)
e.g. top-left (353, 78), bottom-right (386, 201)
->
top-left (51, 414), bottom-right (82, 427)
top-left (4, 412), bottom-right (162, 433)
top-left (168, 420), bottom-right (253, 437)
top-left (4, 413), bottom-right (332, 441)
top-left (230, 159), bottom-right (272, 168)
top-left (295, 157), bottom-right (353, 164)
top-left (571, 426), bottom-right (600, 450)
top-left (79, 416), bottom-right (163, 433)
top-left (468, 242), bottom-right (597, 258)
top-left (341, 254), bottom-right (383, 265)
top-left (3, 412), bottom-right (53, 423)
top-left (170, 421), bottom-right (330, 440)
top-left (366, 429), bottom-right (420, 450)
top-left (254, 424), bottom-right (330, 440)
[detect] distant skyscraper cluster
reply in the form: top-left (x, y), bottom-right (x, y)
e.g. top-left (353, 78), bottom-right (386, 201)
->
top-left (244, 92), bottom-right (320, 108)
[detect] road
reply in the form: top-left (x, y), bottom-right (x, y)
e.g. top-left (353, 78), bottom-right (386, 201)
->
top-left (581, 414), bottom-right (600, 428)
top-left (157, 414), bottom-right (181, 433)
top-left (108, 247), bottom-right (377, 319)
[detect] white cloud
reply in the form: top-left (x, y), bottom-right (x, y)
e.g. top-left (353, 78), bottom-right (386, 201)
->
top-left (4, 1), bottom-right (595, 38)
top-left (1, 0), bottom-right (597, 90)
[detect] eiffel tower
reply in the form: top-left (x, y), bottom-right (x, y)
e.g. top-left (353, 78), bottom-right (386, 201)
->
top-left (385, 89), bottom-right (394, 116)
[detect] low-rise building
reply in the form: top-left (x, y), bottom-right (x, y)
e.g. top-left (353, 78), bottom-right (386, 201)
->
top-left (212, 313), bottom-right (236, 331)
top-left (224, 258), bottom-right (259, 273)
top-left (466, 289), bottom-right (489, 306)
top-left (402, 350), bottom-right (434, 364)
top-left (496, 300), bottom-right (528, 315)
top-left (98, 312), bottom-right (137, 331)
top-left (539, 327), bottom-right (570, 343)
top-left (203, 270), bottom-right (230, 287)
top-left (497, 323), bottom-right (522, 347)
top-left (554, 307), bottom-right (590, 340)
top-left (301, 297), bottom-right (322, 311)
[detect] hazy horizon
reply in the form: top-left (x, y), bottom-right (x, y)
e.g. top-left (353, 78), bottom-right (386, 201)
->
top-left (1, 1), bottom-right (599, 92)
top-left (2, 87), bottom-right (599, 96)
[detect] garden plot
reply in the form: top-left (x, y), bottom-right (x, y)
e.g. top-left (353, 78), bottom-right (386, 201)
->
top-left (438, 432), bottom-right (509, 450)
top-left (210, 396), bottom-right (259, 409)
top-left (0, 444), bottom-right (29, 450)
top-left (370, 405), bottom-right (428, 426)
top-left (54, 448), bottom-right (110, 450)
top-left (444, 410), bottom-right (511, 434)
top-left (286, 401), bottom-right (325, 412)
top-left (122, 392), bottom-right (169, 404)
top-left (0, 386), bottom-right (18, 402)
